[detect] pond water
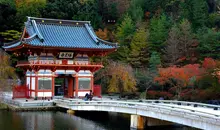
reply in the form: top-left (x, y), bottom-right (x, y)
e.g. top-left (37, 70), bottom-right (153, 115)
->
top-left (0, 110), bottom-right (195, 130)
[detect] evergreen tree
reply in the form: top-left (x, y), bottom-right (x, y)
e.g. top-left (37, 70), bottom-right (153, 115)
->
top-left (41, 0), bottom-right (80, 19)
top-left (142, 51), bottom-right (161, 95)
top-left (128, 25), bottom-right (149, 68)
top-left (0, 0), bottom-right (18, 31)
top-left (149, 51), bottom-right (161, 74)
top-left (127, 0), bottom-right (144, 23)
top-left (116, 14), bottom-right (135, 46)
top-left (191, 0), bottom-right (209, 30)
top-left (149, 14), bottom-right (170, 52)
top-left (73, 0), bottom-right (103, 29)
top-left (112, 14), bottom-right (135, 63)
top-left (197, 28), bottom-right (220, 59)
top-left (16, 0), bottom-right (46, 28)
top-left (110, 46), bottom-right (130, 63)
top-left (180, 0), bottom-right (193, 21)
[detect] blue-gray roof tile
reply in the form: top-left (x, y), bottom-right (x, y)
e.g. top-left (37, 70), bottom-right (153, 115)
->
top-left (3, 17), bottom-right (118, 50)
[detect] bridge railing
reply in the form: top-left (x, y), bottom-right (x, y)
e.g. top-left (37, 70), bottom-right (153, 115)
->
top-left (54, 99), bottom-right (220, 119)
top-left (127, 100), bottom-right (220, 110)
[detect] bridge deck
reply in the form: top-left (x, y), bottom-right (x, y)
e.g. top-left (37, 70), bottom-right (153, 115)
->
top-left (54, 98), bottom-right (220, 130)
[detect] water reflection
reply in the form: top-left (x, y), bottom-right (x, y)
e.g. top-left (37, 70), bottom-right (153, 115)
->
top-left (16, 111), bottom-right (109, 130)
top-left (0, 111), bottom-right (196, 130)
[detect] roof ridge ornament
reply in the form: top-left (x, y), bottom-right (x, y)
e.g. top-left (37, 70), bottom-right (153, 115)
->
top-left (31, 20), bottom-right (44, 42)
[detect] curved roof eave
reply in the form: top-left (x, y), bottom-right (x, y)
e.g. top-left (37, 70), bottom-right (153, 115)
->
top-left (3, 41), bottom-right (22, 49)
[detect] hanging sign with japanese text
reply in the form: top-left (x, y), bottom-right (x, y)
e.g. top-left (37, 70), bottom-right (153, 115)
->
top-left (58, 52), bottom-right (74, 59)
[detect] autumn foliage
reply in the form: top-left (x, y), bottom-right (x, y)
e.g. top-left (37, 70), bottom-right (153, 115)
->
top-left (155, 64), bottom-right (203, 86)
top-left (151, 58), bottom-right (220, 100)
top-left (95, 60), bottom-right (136, 95)
top-left (95, 28), bottom-right (109, 40)
top-left (202, 58), bottom-right (217, 69)
top-left (0, 50), bottom-right (17, 92)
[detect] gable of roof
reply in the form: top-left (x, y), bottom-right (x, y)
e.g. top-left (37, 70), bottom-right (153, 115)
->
top-left (3, 17), bottom-right (118, 50)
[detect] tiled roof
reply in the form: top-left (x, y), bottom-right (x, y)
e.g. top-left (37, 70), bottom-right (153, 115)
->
top-left (3, 17), bottom-right (118, 50)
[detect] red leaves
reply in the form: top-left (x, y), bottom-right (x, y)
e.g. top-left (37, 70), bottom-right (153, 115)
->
top-left (155, 64), bottom-right (203, 87)
top-left (202, 58), bottom-right (216, 69)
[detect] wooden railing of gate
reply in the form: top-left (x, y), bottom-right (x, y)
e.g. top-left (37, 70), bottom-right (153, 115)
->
top-left (12, 85), bottom-right (30, 99)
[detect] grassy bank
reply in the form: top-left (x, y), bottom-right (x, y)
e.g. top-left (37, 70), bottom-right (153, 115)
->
top-left (0, 102), bottom-right (8, 110)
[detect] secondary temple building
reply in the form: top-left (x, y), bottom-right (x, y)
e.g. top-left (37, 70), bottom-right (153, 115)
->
top-left (3, 17), bottom-right (117, 98)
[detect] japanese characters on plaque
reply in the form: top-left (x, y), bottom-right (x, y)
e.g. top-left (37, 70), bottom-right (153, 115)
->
top-left (58, 52), bottom-right (74, 59)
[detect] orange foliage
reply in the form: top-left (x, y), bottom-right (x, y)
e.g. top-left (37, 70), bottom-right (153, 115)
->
top-left (95, 28), bottom-right (108, 40)
top-left (155, 64), bottom-right (203, 87)
top-left (145, 11), bottom-right (151, 18)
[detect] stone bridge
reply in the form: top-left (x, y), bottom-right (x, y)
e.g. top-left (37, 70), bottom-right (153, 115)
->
top-left (54, 99), bottom-right (220, 130)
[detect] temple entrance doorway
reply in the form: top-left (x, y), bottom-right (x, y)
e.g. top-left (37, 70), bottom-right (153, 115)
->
top-left (55, 75), bottom-right (74, 97)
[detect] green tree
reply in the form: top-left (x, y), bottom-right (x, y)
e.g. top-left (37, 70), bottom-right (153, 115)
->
top-left (197, 28), bottom-right (220, 59)
top-left (112, 14), bottom-right (135, 63)
top-left (191, 0), bottom-right (209, 30)
top-left (98, 0), bottom-right (118, 23)
top-left (0, 0), bottom-right (18, 31)
top-left (41, 0), bottom-right (80, 19)
top-left (73, 0), bottom-right (103, 29)
top-left (128, 25), bottom-right (149, 68)
top-left (127, 0), bottom-right (144, 23)
top-left (140, 51), bottom-right (161, 98)
top-left (116, 14), bottom-right (135, 46)
top-left (0, 30), bottom-right (21, 43)
top-left (149, 14), bottom-right (170, 52)
top-left (149, 51), bottom-right (161, 75)
top-left (16, 0), bottom-right (46, 28)
top-left (179, 0), bottom-right (193, 21)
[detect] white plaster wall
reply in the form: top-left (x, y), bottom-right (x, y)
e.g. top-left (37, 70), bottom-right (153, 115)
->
top-left (55, 70), bottom-right (76, 74)
top-left (68, 60), bottom-right (73, 64)
top-left (31, 92), bottom-right (35, 97)
top-left (37, 92), bottom-right (52, 97)
top-left (74, 91), bottom-right (89, 97)
top-left (26, 77), bottom-right (30, 88)
top-left (55, 60), bottom-right (62, 64)
top-left (78, 70), bottom-right (91, 76)
top-left (39, 69), bottom-right (52, 73)
top-left (65, 70), bottom-right (75, 74)
top-left (75, 61), bottom-right (88, 64)
top-left (55, 70), bottom-right (65, 74)
top-left (31, 77), bottom-right (35, 90)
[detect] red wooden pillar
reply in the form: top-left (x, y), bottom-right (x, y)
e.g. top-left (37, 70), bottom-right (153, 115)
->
top-left (68, 77), bottom-right (73, 98)
top-left (35, 72), bottom-right (38, 97)
top-left (91, 73), bottom-right (94, 92)
top-left (75, 73), bottom-right (79, 97)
